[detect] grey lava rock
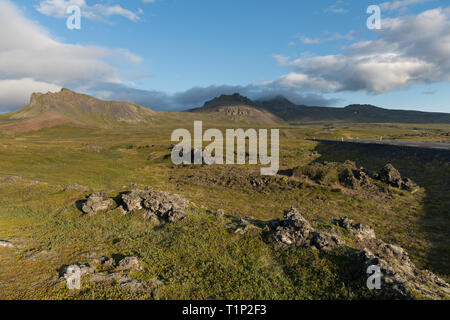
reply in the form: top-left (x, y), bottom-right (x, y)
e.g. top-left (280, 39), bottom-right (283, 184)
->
top-left (120, 186), bottom-right (188, 223)
top-left (117, 256), bottom-right (142, 271)
top-left (272, 208), bottom-right (449, 299)
top-left (379, 164), bottom-right (403, 188)
top-left (339, 166), bottom-right (370, 189)
top-left (336, 162), bottom-right (418, 192)
top-left (332, 216), bottom-right (376, 240)
top-left (274, 207), bottom-right (313, 246)
top-left (377, 163), bottom-right (418, 191)
top-left (81, 192), bottom-right (116, 216)
top-left (310, 231), bottom-right (343, 250)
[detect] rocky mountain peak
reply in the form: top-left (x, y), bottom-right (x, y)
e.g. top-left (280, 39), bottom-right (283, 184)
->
top-left (202, 93), bottom-right (256, 109)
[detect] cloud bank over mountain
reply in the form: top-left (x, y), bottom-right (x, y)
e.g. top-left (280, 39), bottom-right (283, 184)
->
top-left (0, 0), bottom-right (140, 110)
top-left (0, 1), bottom-right (448, 112)
top-left (36, 0), bottom-right (143, 22)
top-left (273, 8), bottom-right (450, 94)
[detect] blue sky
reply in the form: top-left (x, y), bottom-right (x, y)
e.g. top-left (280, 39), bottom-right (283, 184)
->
top-left (1, 0), bottom-right (449, 112)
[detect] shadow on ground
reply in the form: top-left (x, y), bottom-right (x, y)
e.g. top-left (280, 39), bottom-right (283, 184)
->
top-left (312, 141), bottom-right (450, 279)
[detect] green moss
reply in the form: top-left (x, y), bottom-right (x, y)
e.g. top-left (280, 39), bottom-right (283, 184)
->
top-left (0, 121), bottom-right (448, 299)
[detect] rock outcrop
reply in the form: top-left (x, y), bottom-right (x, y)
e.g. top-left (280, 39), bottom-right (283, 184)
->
top-left (119, 186), bottom-right (189, 223)
top-left (338, 166), bottom-right (370, 189)
top-left (5, 88), bottom-right (156, 133)
top-left (291, 161), bottom-right (419, 193)
top-left (274, 207), bottom-right (343, 250)
top-left (272, 208), bottom-right (449, 299)
top-left (79, 186), bottom-right (189, 223)
top-left (378, 164), bottom-right (418, 191)
top-left (81, 192), bottom-right (116, 216)
top-left (337, 161), bottom-right (419, 192)
top-left (116, 256), bottom-right (142, 271)
top-left (58, 255), bottom-right (162, 295)
top-left (332, 216), bottom-right (376, 240)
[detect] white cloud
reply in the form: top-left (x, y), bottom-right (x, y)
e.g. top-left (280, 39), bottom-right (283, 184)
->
top-left (0, 0), bottom-right (142, 110)
top-left (380, 0), bottom-right (435, 12)
top-left (297, 30), bottom-right (359, 44)
top-left (274, 7), bottom-right (450, 94)
top-left (0, 0), bottom-right (337, 112)
top-left (36, 0), bottom-right (142, 22)
top-left (272, 54), bottom-right (291, 65)
top-left (298, 35), bottom-right (322, 44)
top-left (277, 72), bottom-right (341, 92)
top-left (325, 1), bottom-right (348, 14)
top-left (0, 79), bottom-right (61, 111)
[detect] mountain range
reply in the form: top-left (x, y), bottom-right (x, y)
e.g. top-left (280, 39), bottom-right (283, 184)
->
top-left (1, 89), bottom-right (449, 133)
top-left (191, 93), bottom-right (450, 124)
top-left (0, 89), bottom-right (155, 133)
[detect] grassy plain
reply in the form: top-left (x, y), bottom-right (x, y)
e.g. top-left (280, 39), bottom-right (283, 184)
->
top-left (0, 115), bottom-right (449, 299)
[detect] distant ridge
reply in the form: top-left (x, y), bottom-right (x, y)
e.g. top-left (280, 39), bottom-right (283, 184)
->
top-left (0, 89), bottom-right (156, 133)
top-left (189, 93), bottom-right (450, 124)
top-left (2, 90), bottom-right (449, 133)
top-left (201, 93), bottom-right (256, 110)
top-left (260, 97), bottom-right (450, 123)
top-left (188, 93), bottom-right (281, 124)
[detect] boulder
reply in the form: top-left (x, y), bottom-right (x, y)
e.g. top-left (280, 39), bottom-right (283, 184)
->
top-left (339, 162), bottom-right (371, 189)
top-left (310, 231), bottom-right (343, 250)
top-left (402, 178), bottom-right (419, 192)
top-left (339, 167), bottom-right (360, 188)
top-left (143, 210), bottom-right (160, 223)
top-left (378, 164), bottom-right (419, 192)
top-left (332, 216), bottom-right (376, 241)
top-left (117, 256), bottom-right (142, 271)
top-left (353, 223), bottom-right (376, 240)
top-left (275, 209), bottom-right (449, 299)
top-left (121, 189), bottom-right (146, 212)
top-left (97, 255), bottom-right (114, 267)
top-left (379, 164), bottom-right (403, 188)
top-left (336, 162), bottom-right (418, 192)
top-left (332, 216), bottom-right (354, 230)
top-left (120, 186), bottom-right (188, 223)
top-left (81, 192), bottom-right (116, 215)
top-left (274, 208), bottom-right (343, 249)
top-left (274, 207), bottom-right (313, 246)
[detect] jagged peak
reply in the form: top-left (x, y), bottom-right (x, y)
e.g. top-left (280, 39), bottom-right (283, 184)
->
top-left (29, 88), bottom-right (75, 103)
top-left (60, 88), bottom-right (75, 93)
top-left (202, 93), bottom-right (255, 108)
top-left (29, 92), bottom-right (44, 104)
